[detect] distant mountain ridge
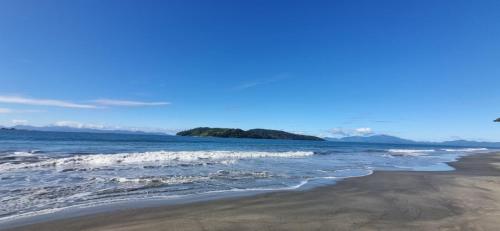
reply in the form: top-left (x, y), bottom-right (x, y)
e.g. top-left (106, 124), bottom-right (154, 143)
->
top-left (2, 125), bottom-right (498, 147)
top-left (326, 134), bottom-right (500, 148)
top-left (4, 125), bottom-right (168, 136)
top-left (177, 127), bottom-right (324, 141)
top-left (327, 135), bottom-right (415, 144)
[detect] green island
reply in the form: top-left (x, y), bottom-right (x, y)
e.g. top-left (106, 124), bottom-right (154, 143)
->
top-left (177, 127), bottom-right (324, 141)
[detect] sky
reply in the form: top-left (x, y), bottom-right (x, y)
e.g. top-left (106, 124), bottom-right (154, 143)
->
top-left (0, 0), bottom-right (499, 141)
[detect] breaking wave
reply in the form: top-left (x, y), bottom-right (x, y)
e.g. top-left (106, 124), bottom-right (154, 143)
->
top-left (387, 149), bottom-right (435, 156)
top-left (0, 150), bottom-right (314, 172)
top-left (442, 148), bottom-right (488, 152)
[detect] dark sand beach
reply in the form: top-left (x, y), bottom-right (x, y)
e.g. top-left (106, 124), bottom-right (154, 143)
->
top-left (5, 152), bottom-right (500, 231)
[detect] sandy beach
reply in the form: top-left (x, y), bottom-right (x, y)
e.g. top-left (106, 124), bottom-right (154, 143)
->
top-left (2, 0), bottom-right (499, 229)
top-left (3, 152), bottom-right (500, 231)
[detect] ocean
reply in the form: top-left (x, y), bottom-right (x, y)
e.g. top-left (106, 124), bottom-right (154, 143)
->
top-left (0, 129), bottom-right (491, 223)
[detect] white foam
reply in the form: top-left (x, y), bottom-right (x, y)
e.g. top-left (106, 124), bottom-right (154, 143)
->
top-left (111, 176), bottom-right (209, 185)
top-left (8, 150), bottom-right (42, 156)
top-left (217, 179), bottom-right (311, 192)
top-left (442, 148), bottom-right (488, 152)
top-left (0, 150), bottom-right (314, 172)
top-left (11, 152), bottom-right (35, 157)
top-left (387, 149), bottom-right (435, 156)
top-left (0, 167), bottom-right (378, 225)
top-left (388, 149), bottom-right (436, 153)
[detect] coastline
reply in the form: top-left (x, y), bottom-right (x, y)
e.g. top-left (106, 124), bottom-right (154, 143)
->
top-left (4, 152), bottom-right (500, 231)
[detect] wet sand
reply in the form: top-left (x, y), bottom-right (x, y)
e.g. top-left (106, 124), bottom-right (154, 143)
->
top-left (5, 152), bottom-right (500, 231)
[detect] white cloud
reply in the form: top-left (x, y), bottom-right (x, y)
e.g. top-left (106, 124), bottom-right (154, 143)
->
top-left (0, 96), bottom-right (97, 109)
top-left (53, 121), bottom-right (105, 129)
top-left (329, 128), bottom-right (349, 136)
top-left (327, 127), bottom-right (375, 137)
top-left (355, 127), bottom-right (373, 135)
top-left (0, 96), bottom-right (170, 109)
top-left (11, 119), bottom-right (28, 125)
top-left (92, 99), bottom-right (170, 107)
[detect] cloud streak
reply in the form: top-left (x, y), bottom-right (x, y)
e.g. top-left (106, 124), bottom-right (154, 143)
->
top-left (0, 96), bottom-right (97, 109)
top-left (92, 99), bottom-right (170, 107)
top-left (233, 74), bottom-right (290, 91)
top-left (0, 96), bottom-right (171, 109)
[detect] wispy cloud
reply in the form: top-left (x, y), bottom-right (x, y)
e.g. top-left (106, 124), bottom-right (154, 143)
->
top-left (92, 99), bottom-right (170, 107)
top-left (0, 96), bottom-right (171, 109)
top-left (0, 96), bottom-right (97, 109)
top-left (233, 74), bottom-right (290, 91)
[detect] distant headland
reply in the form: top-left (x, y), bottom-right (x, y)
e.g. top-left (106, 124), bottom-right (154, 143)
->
top-left (0, 127), bottom-right (16, 131)
top-left (176, 127), bottom-right (324, 141)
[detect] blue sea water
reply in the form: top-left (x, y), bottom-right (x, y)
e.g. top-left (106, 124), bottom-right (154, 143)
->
top-left (0, 130), bottom-right (491, 222)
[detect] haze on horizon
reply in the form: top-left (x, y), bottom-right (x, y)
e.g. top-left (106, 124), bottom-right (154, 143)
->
top-left (0, 0), bottom-right (499, 142)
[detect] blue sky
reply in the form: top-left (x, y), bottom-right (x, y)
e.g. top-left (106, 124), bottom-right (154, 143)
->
top-left (0, 0), bottom-right (499, 141)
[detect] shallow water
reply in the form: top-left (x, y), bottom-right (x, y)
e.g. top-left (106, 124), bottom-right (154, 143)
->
top-left (0, 130), bottom-right (491, 222)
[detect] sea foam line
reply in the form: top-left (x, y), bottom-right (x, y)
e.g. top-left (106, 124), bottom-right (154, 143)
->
top-left (442, 148), bottom-right (488, 152)
top-left (0, 150), bottom-right (314, 172)
top-left (387, 149), bottom-right (436, 153)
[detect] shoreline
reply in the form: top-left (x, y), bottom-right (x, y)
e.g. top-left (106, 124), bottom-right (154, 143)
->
top-left (4, 152), bottom-right (500, 230)
top-left (0, 164), bottom-right (369, 228)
